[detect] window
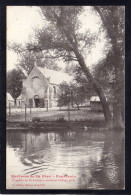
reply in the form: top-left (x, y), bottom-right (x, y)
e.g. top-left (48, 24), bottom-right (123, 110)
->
top-left (53, 86), bottom-right (56, 98)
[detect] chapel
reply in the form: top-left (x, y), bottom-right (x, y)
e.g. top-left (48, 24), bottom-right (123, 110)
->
top-left (20, 65), bottom-right (72, 108)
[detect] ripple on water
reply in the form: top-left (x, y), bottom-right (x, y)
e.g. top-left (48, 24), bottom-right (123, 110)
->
top-left (6, 130), bottom-right (124, 189)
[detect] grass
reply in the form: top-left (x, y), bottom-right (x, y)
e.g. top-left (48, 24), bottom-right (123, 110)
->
top-left (6, 107), bottom-right (105, 123)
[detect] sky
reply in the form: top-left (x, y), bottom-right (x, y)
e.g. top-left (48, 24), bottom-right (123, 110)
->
top-left (7, 6), bottom-right (106, 71)
top-left (7, 6), bottom-right (44, 71)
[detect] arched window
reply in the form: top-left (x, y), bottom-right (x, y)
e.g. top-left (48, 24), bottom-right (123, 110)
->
top-left (53, 86), bottom-right (56, 98)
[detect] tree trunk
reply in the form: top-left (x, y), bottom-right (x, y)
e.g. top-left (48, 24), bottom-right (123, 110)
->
top-left (73, 100), bottom-right (80, 110)
top-left (113, 83), bottom-right (124, 129)
top-left (76, 103), bottom-right (80, 110)
top-left (113, 44), bottom-right (124, 128)
top-left (73, 48), bottom-right (112, 127)
top-left (113, 103), bottom-right (124, 128)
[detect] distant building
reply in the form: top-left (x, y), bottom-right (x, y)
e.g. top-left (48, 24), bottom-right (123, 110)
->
top-left (20, 65), bottom-right (72, 108)
top-left (90, 96), bottom-right (103, 111)
top-left (6, 93), bottom-right (15, 107)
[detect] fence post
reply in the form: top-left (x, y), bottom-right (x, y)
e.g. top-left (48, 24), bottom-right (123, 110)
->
top-left (30, 106), bottom-right (31, 114)
top-left (68, 102), bottom-right (70, 122)
top-left (9, 103), bottom-right (11, 118)
top-left (47, 100), bottom-right (48, 112)
top-left (25, 104), bottom-right (27, 122)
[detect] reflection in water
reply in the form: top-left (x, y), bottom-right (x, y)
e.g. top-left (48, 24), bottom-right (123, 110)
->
top-left (6, 129), bottom-right (124, 189)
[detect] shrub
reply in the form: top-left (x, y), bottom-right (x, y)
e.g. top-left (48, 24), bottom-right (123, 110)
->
top-left (32, 117), bottom-right (41, 122)
top-left (56, 116), bottom-right (66, 122)
top-left (20, 122), bottom-right (29, 127)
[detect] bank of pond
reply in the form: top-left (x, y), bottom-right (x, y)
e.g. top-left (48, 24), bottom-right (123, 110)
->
top-left (6, 119), bottom-right (124, 132)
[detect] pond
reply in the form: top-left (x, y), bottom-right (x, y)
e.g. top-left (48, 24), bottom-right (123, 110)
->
top-left (6, 129), bottom-right (124, 190)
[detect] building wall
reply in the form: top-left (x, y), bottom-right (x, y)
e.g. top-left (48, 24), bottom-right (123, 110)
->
top-left (22, 66), bottom-right (60, 108)
top-left (16, 99), bottom-right (22, 107)
top-left (6, 100), bottom-right (15, 107)
top-left (90, 102), bottom-right (103, 111)
top-left (49, 84), bottom-right (60, 107)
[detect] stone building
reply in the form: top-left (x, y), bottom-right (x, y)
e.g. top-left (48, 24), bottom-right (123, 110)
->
top-left (90, 96), bottom-right (103, 111)
top-left (21, 65), bottom-right (72, 108)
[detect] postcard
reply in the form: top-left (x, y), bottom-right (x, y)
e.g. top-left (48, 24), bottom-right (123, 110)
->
top-left (6, 6), bottom-right (125, 190)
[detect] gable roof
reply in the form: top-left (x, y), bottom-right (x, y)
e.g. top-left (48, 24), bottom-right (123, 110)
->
top-left (36, 66), bottom-right (72, 85)
top-left (7, 93), bottom-right (14, 101)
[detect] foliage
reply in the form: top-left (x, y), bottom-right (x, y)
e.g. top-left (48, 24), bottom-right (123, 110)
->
top-left (92, 51), bottom-right (115, 100)
top-left (14, 51), bottom-right (62, 75)
top-left (32, 117), bottom-right (41, 122)
top-left (7, 68), bottom-right (26, 100)
top-left (74, 66), bottom-right (95, 95)
top-left (9, 6), bottom-right (97, 66)
top-left (16, 51), bottom-right (35, 75)
top-left (93, 6), bottom-right (124, 90)
top-left (58, 81), bottom-right (91, 110)
top-left (93, 6), bottom-right (125, 126)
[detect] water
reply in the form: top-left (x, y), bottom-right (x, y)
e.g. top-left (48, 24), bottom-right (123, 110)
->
top-left (6, 129), bottom-right (124, 189)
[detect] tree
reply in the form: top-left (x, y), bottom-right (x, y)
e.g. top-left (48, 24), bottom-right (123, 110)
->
top-left (7, 69), bottom-right (26, 100)
top-left (93, 6), bottom-right (124, 128)
top-left (16, 51), bottom-right (35, 75)
top-left (15, 51), bottom-right (62, 75)
top-left (10, 6), bottom-right (121, 127)
top-left (92, 51), bottom-right (115, 99)
top-left (74, 66), bottom-right (95, 97)
top-left (58, 81), bottom-right (91, 110)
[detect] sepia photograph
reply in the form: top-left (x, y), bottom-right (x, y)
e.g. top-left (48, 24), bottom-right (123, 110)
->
top-left (6, 6), bottom-right (125, 189)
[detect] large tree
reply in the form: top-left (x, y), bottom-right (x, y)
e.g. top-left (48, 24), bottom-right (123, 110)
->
top-left (93, 6), bottom-right (124, 128)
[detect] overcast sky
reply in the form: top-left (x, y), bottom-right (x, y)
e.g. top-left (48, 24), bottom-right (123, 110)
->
top-left (7, 6), bottom-right (105, 71)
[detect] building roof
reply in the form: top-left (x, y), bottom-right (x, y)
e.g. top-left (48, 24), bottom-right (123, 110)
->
top-left (90, 96), bottom-right (108, 102)
top-left (37, 66), bottom-right (72, 85)
top-left (7, 93), bottom-right (14, 101)
top-left (90, 96), bottom-right (100, 102)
